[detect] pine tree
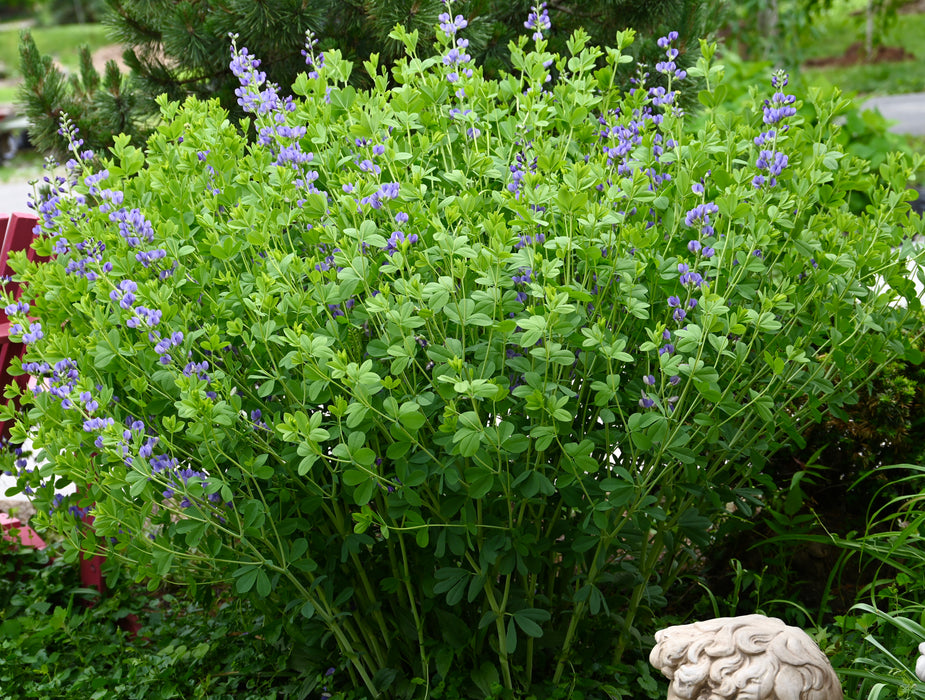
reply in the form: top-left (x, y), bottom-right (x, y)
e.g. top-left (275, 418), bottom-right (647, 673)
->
top-left (18, 0), bottom-right (721, 159)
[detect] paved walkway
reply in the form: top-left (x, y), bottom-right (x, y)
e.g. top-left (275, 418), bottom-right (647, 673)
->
top-left (863, 92), bottom-right (925, 135)
top-left (0, 180), bottom-right (33, 214)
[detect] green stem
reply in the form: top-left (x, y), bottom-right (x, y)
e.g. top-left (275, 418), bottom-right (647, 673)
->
top-left (398, 531), bottom-right (429, 678)
top-left (552, 535), bottom-right (608, 685)
top-left (612, 528), bottom-right (663, 666)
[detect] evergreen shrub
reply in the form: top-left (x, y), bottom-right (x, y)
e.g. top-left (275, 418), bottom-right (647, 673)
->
top-left (4, 5), bottom-right (924, 696)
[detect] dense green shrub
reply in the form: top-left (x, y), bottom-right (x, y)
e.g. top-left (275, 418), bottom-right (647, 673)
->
top-left (4, 6), bottom-right (924, 696)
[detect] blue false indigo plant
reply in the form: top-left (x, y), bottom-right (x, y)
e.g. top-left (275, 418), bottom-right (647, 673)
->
top-left (2, 6), bottom-right (924, 696)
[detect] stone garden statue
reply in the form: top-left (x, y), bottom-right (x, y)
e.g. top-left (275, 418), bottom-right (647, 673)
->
top-left (650, 614), bottom-right (843, 699)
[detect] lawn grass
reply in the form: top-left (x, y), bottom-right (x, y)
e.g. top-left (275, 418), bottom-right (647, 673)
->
top-left (0, 149), bottom-right (44, 183)
top-left (0, 23), bottom-right (110, 80)
top-left (798, 0), bottom-right (925, 96)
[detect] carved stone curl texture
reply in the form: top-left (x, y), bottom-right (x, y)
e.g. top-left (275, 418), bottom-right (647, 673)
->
top-left (649, 614), bottom-right (843, 700)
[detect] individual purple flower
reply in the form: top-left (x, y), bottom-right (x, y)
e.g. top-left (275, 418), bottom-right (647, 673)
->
top-left (512, 268), bottom-right (535, 286)
top-left (300, 30), bottom-right (325, 79)
top-left (667, 296), bottom-right (681, 308)
top-left (152, 329), bottom-right (183, 364)
top-left (754, 149), bottom-right (789, 188)
top-left (84, 169), bottom-right (110, 194)
top-left (250, 409), bottom-right (270, 431)
top-left (79, 391), bottom-right (100, 413)
top-left (443, 43), bottom-right (472, 68)
top-left (110, 208), bottom-right (154, 248)
top-left (134, 306), bottom-right (162, 327)
top-left (4, 301), bottom-right (29, 315)
top-left (639, 392), bottom-right (655, 409)
top-left (439, 12), bottom-right (468, 35)
top-left (648, 86), bottom-right (675, 107)
top-left (183, 360), bottom-right (211, 382)
top-left (754, 130), bottom-right (776, 147)
top-left (643, 374), bottom-right (656, 386)
top-left (83, 416), bottom-right (114, 432)
top-left (684, 202), bottom-right (719, 237)
top-left (140, 437), bottom-right (158, 459)
top-left (136, 248), bottom-right (167, 268)
top-left (655, 31), bottom-right (686, 80)
top-left (384, 230), bottom-right (419, 256)
top-left (379, 182), bottom-right (400, 200)
top-left (679, 270), bottom-right (704, 288)
top-left (763, 71), bottom-right (797, 125)
top-left (524, 3), bottom-right (551, 41)
top-left (22, 322), bottom-right (43, 343)
top-left (110, 279), bottom-right (138, 310)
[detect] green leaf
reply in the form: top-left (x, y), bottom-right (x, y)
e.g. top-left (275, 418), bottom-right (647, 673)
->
top-left (505, 616), bottom-right (517, 654)
top-left (254, 569), bottom-right (272, 597)
top-left (434, 568), bottom-right (469, 606)
top-left (465, 466), bottom-right (494, 499)
top-left (471, 662), bottom-right (499, 698)
top-left (93, 329), bottom-right (120, 369)
top-left (513, 608), bottom-right (549, 637)
top-left (234, 567), bottom-right (259, 594)
top-left (354, 479), bottom-right (375, 505)
top-left (342, 468), bottom-right (368, 486)
top-left (453, 427), bottom-right (482, 457)
top-left (398, 407), bottom-right (426, 431)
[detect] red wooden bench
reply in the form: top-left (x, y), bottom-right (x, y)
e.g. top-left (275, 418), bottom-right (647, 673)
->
top-left (0, 212), bottom-right (46, 550)
top-left (0, 212), bottom-right (39, 436)
top-left (0, 210), bottom-right (142, 634)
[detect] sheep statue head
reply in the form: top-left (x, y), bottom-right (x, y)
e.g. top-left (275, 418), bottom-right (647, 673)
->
top-left (649, 614), bottom-right (843, 700)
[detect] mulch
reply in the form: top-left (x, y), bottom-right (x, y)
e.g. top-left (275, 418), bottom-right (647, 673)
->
top-left (804, 41), bottom-right (916, 68)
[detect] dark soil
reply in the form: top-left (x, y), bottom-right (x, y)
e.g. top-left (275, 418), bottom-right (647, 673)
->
top-left (804, 41), bottom-right (916, 68)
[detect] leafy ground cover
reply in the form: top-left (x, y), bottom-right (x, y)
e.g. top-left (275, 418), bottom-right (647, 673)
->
top-left (0, 536), bottom-right (316, 699)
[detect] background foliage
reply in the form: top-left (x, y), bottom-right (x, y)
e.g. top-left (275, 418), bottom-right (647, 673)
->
top-left (16, 0), bottom-right (719, 159)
